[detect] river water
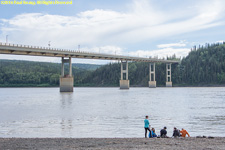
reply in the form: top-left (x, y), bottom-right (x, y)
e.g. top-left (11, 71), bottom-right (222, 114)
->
top-left (0, 87), bottom-right (224, 138)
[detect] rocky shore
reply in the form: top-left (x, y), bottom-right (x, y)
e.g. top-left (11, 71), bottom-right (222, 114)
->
top-left (0, 137), bottom-right (224, 150)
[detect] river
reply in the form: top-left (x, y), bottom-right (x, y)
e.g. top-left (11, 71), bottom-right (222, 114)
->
top-left (0, 87), bottom-right (224, 137)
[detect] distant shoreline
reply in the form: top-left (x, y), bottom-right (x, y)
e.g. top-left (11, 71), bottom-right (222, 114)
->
top-left (0, 85), bottom-right (225, 88)
top-left (0, 137), bottom-right (224, 150)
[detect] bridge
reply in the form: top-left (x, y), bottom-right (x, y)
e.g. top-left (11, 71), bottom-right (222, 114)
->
top-left (0, 42), bottom-right (180, 92)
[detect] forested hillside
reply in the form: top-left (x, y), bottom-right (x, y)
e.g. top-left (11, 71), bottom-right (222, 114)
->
top-left (81, 62), bottom-right (173, 86)
top-left (0, 60), bottom-right (100, 87)
top-left (81, 42), bottom-right (225, 86)
top-left (177, 43), bottom-right (225, 85)
top-left (0, 42), bottom-right (225, 87)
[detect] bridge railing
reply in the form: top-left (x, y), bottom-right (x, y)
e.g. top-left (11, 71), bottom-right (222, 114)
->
top-left (0, 42), bottom-right (180, 63)
top-left (0, 42), bottom-right (126, 56)
top-left (0, 42), bottom-right (99, 54)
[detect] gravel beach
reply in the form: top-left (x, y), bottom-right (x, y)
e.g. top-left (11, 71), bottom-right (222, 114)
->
top-left (0, 137), bottom-right (224, 150)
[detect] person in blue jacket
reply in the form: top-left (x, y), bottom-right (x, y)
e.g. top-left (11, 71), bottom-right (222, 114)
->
top-left (149, 128), bottom-right (157, 138)
top-left (144, 116), bottom-right (151, 138)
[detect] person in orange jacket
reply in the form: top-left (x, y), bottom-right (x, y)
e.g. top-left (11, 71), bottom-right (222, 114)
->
top-left (180, 128), bottom-right (190, 137)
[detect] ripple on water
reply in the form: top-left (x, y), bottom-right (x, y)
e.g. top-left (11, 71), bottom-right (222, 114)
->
top-left (0, 87), bottom-right (224, 137)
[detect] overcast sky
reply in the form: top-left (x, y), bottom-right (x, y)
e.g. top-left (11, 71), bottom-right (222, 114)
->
top-left (0, 0), bottom-right (225, 64)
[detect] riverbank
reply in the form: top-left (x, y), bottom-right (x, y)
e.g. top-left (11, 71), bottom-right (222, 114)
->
top-left (1, 84), bottom-right (225, 88)
top-left (0, 137), bottom-right (224, 150)
top-left (1, 82), bottom-right (225, 88)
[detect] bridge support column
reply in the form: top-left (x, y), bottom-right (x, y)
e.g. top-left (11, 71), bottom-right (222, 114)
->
top-left (120, 60), bottom-right (129, 89)
top-left (60, 57), bottom-right (74, 92)
top-left (166, 63), bottom-right (172, 87)
top-left (149, 63), bottom-right (156, 88)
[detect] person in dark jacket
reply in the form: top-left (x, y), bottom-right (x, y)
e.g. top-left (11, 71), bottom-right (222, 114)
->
top-left (172, 127), bottom-right (180, 137)
top-left (160, 126), bottom-right (168, 138)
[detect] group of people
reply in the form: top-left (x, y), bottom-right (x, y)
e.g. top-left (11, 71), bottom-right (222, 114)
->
top-left (144, 116), bottom-right (190, 138)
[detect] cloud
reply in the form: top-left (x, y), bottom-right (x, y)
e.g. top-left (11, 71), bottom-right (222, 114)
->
top-left (130, 40), bottom-right (191, 59)
top-left (129, 48), bottom-right (191, 59)
top-left (0, 54), bottom-right (61, 63)
top-left (216, 40), bottom-right (224, 44)
top-left (157, 41), bottom-right (186, 48)
top-left (80, 45), bottom-right (123, 55)
top-left (1, 0), bottom-right (225, 47)
top-left (0, 0), bottom-right (225, 63)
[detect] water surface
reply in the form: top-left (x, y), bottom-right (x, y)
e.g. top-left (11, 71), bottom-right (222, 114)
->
top-left (0, 87), bottom-right (224, 137)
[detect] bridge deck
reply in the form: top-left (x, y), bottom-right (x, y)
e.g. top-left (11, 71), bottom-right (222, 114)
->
top-left (0, 43), bottom-right (179, 63)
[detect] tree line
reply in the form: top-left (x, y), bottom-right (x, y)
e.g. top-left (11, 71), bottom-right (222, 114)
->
top-left (0, 60), bottom-right (99, 87)
top-left (0, 42), bottom-right (225, 87)
top-left (81, 42), bottom-right (225, 86)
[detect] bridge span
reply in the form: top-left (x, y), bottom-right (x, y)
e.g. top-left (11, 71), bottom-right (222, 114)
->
top-left (0, 42), bottom-right (180, 92)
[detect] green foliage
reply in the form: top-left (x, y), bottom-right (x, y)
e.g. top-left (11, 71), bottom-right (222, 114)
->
top-left (73, 64), bottom-right (101, 70)
top-left (81, 61), bottom-right (176, 87)
top-left (0, 60), bottom-right (100, 87)
top-left (82, 62), bottom-right (121, 86)
top-left (176, 43), bottom-right (225, 85)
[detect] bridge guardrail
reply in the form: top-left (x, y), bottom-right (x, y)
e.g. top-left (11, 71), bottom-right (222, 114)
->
top-left (0, 42), bottom-right (180, 63)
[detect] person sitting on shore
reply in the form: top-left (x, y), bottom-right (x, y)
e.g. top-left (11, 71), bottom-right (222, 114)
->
top-left (160, 126), bottom-right (168, 138)
top-left (149, 128), bottom-right (157, 138)
top-left (172, 127), bottom-right (180, 137)
top-left (180, 128), bottom-right (190, 137)
top-left (144, 116), bottom-right (151, 138)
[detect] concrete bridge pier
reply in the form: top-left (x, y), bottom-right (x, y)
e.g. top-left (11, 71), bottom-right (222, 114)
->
top-left (149, 63), bottom-right (156, 88)
top-left (166, 63), bottom-right (172, 87)
top-left (120, 60), bottom-right (129, 89)
top-left (60, 57), bottom-right (74, 92)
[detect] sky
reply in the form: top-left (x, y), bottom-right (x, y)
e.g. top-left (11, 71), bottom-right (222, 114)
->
top-left (0, 0), bottom-right (225, 64)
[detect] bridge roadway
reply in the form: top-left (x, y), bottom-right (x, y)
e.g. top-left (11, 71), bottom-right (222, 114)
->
top-left (0, 42), bottom-right (179, 63)
top-left (0, 42), bottom-right (180, 92)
